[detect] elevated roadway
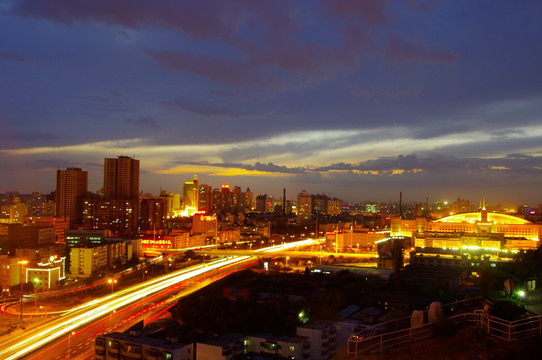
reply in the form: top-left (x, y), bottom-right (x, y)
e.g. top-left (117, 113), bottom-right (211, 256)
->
top-left (0, 256), bottom-right (257, 360)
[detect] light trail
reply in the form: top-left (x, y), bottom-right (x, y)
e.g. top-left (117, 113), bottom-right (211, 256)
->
top-left (0, 256), bottom-right (250, 360)
top-left (253, 238), bottom-right (324, 253)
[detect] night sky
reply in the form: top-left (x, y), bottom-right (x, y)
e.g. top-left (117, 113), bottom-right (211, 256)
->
top-left (1, 0), bottom-right (541, 206)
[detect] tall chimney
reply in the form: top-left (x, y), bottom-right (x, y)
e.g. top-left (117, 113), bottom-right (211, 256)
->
top-left (399, 192), bottom-right (403, 219)
top-left (283, 188), bottom-right (286, 215)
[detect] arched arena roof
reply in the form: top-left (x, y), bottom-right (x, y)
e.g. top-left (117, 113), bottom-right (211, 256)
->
top-left (436, 212), bottom-right (532, 225)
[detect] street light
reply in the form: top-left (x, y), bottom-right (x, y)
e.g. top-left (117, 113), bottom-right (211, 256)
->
top-left (108, 278), bottom-right (117, 293)
top-left (18, 260), bottom-right (28, 327)
top-left (109, 310), bottom-right (116, 329)
top-left (68, 331), bottom-right (75, 350)
top-left (142, 270), bottom-right (148, 282)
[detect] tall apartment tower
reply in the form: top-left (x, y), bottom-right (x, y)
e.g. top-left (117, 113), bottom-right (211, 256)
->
top-left (104, 156), bottom-right (140, 199)
top-left (56, 167), bottom-right (88, 227)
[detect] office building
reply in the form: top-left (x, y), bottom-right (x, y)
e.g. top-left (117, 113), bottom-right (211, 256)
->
top-left (182, 175), bottom-right (199, 209)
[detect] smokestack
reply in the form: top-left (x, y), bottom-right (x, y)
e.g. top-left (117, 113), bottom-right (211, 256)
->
top-left (283, 188), bottom-right (286, 215)
top-left (399, 192), bottom-right (403, 219)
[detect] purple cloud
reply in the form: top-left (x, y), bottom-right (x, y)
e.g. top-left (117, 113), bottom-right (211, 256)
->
top-left (0, 51), bottom-right (30, 63)
top-left (125, 116), bottom-right (160, 129)
top-left (384, 35), bottom-right (461, 65)
top-left (321, 0), bottom-right (391, 25)
top-left (164, 97), bottom-right (246, 118)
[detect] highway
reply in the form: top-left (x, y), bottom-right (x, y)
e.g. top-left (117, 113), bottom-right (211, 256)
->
top-left (0, 255), bottom-right (256, 360)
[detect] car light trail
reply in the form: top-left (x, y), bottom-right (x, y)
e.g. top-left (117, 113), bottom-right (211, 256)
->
top-left (0, 256), bottom-right (251, 360)
top-left (254, 238), bottom-right (324, 253)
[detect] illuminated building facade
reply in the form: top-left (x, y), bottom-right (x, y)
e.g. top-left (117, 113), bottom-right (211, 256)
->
top-left (55, 167), bottom-right (88, 227)
top-left (0, 255), bottom-right (19, 292)
top-left (24, 215), bottom-right (69, 244)
top-left (70, 245), bottom-right (108, 277)
top-left (95, 321), bottom-right (194, 360)
top-left (243, 187), bottom-right (253, 212)
top-left (218, 229), bottom-right (241, 244)
top-left (313, 194), bottom-right (328, 215)
top-left (192, 213), bottom-right (217, 237)
top-left (26, 255), bottom-right (66, 290)
top-left (0, 195), bottom-right (29, 224)
top-left (297, 190), bottom-right (313, 222)
top-left (140, 197), bottom-right (167, 231)
top-left (391, 210), bottom-right (541, 243)
top-left (211, 188), bottom-right (222, 214)
top-left (198, 184), bottom-right (212, 212)
top-left (160, 191), bottom-right (181, 217)
top-left (83, 199), bottom-right (139, 235)
top-left (220, 185), bottom-right (231, 213)
top-left (0, 224), bottom-right (55, 249)
top-left (392, 210), bottom-right (542, 277)
top-left (26, 192), bottom-right (55, 216)
top-left (65, 229), bottom-right (112, 248)
top-left (327, 198), bottom-right (343, 216)
top-left (182, 175), bottom-right (198, 209)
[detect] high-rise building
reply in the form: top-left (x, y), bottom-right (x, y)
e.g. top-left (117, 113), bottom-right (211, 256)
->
top-left (255, 194), bottom-right (267, 213)
top-left (211, 188), bottom-right (222, 214)
top-left (140, 197), bottom-right (167, 231)
top-left (182, 175), bottom-right (198, 209)
top-left (104, 156), bottom-right (139, 199)
top-left (313, 194), bottom-right (328, 215)
top-left (243, 187), bottom-right (253, 212)
top-left (82, 198), bottom-right (139, 235)
top-left (297, 190), bottom-right (313, 222)
top-left (55, 167), bottom-right (88, 227)
top-left (327, 198), bottom-right (343, 215)
top-left (198, 184), bottom-right (212, 212)
top-left (220, 185), bottom-right (231, 213)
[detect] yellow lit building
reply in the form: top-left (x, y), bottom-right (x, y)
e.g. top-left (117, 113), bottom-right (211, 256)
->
top-left (391, 209), bottom-right (540, 245)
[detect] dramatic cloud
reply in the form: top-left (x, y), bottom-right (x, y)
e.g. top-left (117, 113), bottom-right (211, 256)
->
top-left (147, 50), bottom-right (283, 88)
top-left (351, 84), bottom-right (421, 99)
top-left (1, 0), bottom-right (540, 204)
top-left (125, 116), bottom-right (160, 129)
top-left (321, 0), bottom-right (391, 25)
top-left (165, 97), bottom-right (247, 118)
top-left (0, 51), bottom-right (30, 63)
top-left (384, 35), bottom-right (461, 65)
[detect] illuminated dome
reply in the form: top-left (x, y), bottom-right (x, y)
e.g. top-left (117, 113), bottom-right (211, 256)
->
top-left (436, 212), bottom-right (531, 225)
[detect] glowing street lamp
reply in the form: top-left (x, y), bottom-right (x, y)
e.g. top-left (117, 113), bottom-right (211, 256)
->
top-left (18, 260), bottom-right (28, 326)
top-left (68, 331), bottom-right (75, 350)
top-left (142, 270), bottom-right (148, 282)
top-left (108, 278), bottom-right (117, 293)
top-left (109, 309), bottom-right (116, 329)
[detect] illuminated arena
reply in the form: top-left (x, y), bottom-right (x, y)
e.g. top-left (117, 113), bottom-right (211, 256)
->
top-left (391, 209), bottom-right (541, 244)
top-left (436, 212), bottom-right (532, 225)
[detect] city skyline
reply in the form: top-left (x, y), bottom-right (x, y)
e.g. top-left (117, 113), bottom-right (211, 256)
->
top-left (1, 1), bottom-right (541, 205)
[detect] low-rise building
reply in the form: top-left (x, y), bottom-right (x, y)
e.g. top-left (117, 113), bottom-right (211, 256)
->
top-left (244, 334), bottom-right (311, 359)
top-left (70, 245), bottom-right (108, 277)
top-left (0, 255), bottom-right (20, 293)
top-left (297, 321), bottom-right (337, 360)
top-left (95, 320), bottom-right (193, 360)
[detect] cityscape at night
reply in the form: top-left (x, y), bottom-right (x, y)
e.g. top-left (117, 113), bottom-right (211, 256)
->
top-left (1, 1), bottom-right (542, 360)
